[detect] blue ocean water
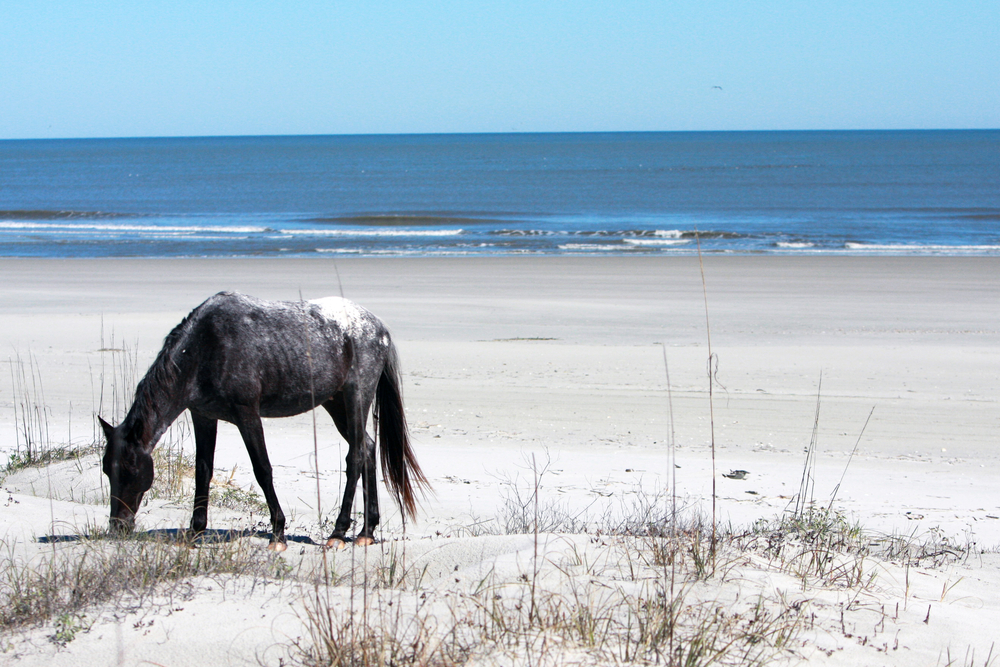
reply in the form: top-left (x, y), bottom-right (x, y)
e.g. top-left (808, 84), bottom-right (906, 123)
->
top-left (1, 131), bottom-right (998, 257)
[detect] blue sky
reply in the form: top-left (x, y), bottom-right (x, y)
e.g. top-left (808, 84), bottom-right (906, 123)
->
top-left (2, 1), bottom-right (997, 138)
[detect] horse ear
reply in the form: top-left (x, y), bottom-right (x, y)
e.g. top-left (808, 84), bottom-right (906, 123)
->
top-left (98, 416), bottom-right (115, 442)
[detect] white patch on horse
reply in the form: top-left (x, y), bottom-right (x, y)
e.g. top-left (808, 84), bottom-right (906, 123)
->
top-left (311, 297), bottom-right (375, 339)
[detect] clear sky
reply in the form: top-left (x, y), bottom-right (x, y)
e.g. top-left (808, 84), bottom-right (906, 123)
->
top-left (2, 1), bottom-right (997, 139)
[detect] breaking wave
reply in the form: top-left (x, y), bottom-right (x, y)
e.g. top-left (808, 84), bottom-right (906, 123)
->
top-left (0, 221), bottom-right (270, 234)
top-left (281, 228), bottom-right (465, 237)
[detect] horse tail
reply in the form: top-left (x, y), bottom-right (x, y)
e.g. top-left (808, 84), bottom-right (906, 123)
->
top-left (375, 341), bottom-right (428, 521)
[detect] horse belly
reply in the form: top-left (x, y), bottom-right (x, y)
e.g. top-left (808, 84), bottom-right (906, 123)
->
top-left (255, 369), bottom-right (343, 418)
top-left (258, 399), bottom-right (322, 419)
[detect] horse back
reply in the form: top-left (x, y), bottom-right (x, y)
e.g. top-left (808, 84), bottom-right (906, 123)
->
top-left (182, 292), bottom-right (381, 418)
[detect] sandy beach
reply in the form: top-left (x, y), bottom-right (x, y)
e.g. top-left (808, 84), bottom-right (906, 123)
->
top-left (1, 256), bottom-right (999, 665)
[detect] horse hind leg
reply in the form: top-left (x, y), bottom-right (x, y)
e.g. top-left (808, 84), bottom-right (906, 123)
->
top-left (356, 435), bottom-right (380, 547)
top-left (324, 394), bottom-right (379, 549)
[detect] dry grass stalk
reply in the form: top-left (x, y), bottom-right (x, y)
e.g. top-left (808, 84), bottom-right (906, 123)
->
top-left (793, 374), bottom-right (823, 519)
top-left (7, 351), bottom-right (52, 466)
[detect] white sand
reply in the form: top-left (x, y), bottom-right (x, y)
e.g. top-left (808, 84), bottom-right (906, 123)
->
top-left (1, 256), bottom-right (998, 664)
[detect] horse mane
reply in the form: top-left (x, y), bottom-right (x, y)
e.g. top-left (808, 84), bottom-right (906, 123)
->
top-left (122, 301), bottom-right (203, 444)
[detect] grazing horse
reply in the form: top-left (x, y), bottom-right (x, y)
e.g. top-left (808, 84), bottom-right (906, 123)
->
top-left (98, 291), bottom-right (426, 551)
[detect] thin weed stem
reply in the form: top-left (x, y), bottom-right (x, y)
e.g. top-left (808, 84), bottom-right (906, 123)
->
top-left (694, 229), bottom-right (717, 567)
top-left (828, 405), bottom-right (875, 511)
top-left (660, 343), bottom-right (678, 658)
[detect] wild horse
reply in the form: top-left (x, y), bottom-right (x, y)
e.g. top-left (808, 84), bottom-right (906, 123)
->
top-left (99, 292), bottom-right (426, 551)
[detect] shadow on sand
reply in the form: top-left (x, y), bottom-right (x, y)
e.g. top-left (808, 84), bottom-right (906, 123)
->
top-left (38, 528), bottom-right (321, 546)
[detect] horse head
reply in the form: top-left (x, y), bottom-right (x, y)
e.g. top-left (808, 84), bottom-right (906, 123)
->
top-left (99, 416), bottom-right (154, 534)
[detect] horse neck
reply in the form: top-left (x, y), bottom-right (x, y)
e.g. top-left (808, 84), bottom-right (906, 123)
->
top-left (122, 370), bottom-right (187, 451)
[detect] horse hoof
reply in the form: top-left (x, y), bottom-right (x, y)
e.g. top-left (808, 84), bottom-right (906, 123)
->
top-left (268, 541), bottom-right (288, 553)
top-left (355, 536), bottom-right (375, 547)
top-left (326, 538), bottom-right (348, 550)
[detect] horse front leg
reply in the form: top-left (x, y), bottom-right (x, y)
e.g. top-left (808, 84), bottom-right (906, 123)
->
top-left (188, 411), bottom-right (218, 542)
top-left (232, 406), bottom-right (287, 552)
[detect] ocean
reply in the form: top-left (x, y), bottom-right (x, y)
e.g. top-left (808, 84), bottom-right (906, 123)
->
top-left (1, 131), bottom-right (998, 258)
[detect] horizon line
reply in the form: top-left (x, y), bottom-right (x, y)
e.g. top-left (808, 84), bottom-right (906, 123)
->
top-left (3, 127), bottom-right (999, 143)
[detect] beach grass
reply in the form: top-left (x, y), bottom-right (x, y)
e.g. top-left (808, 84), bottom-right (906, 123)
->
top-left (291, 511), bottom-right (811, 667)
top-left (0, 446), bottom-right (984, 663)
top-left (0, 530), bottom-right (287, 636)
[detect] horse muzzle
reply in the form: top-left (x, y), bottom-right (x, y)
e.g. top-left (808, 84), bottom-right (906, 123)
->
top-left (109, 515), bottom-right (136, 535)
top-left (108, 496), bottom-right (139, 535)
